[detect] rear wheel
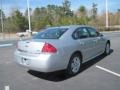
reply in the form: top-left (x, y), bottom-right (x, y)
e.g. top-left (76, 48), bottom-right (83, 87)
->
top-left (104, 43), bottom-right (110, 55)
top-left (66, 53), bottom-right (82, 76)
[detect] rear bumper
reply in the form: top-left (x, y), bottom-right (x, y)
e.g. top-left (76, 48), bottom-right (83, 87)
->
top-left (14, 50), bottom-right (66, 72)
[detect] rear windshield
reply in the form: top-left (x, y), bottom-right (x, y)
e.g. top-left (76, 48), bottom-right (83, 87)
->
top-left (32, 28), bottom-right (68, 39)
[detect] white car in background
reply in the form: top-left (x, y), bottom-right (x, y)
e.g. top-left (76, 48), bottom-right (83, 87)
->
top-left (16, 31), bottom-right (38, 37)
top-left (14, 25), bottom-right (110, 76)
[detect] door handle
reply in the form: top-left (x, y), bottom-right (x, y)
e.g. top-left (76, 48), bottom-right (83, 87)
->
top-left (79, 42), bottom-right (85, 45)
top-left (93, 40), bottom-right (98, 43)
top-left (97, 37), bottom-right (102, 40)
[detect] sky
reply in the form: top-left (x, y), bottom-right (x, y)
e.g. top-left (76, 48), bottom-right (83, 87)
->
top-left (2, 0), bottom-right (120, 16)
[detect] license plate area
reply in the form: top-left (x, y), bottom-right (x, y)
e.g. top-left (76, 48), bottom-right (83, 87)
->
top-left (21, 57), bottom-right (30, 65)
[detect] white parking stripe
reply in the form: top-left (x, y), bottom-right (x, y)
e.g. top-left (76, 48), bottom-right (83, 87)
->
top-left (0, 44), bottom-right (13, 47)
top-left (96, 65), bottom-right (120, 77)
top-left (5, 86), bottom-right (10, 90)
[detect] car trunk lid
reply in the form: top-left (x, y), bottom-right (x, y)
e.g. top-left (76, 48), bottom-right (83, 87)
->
top-left (18, 40), bottom-right (45, 54)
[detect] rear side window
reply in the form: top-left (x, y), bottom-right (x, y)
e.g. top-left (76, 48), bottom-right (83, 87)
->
top-left (32, 28), bottom-right (68, 39)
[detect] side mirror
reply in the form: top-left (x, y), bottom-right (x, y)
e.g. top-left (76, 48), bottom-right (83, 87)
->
top-left (100, 33), bottom-right (103, 37)
top-left (99, 33), bottom-right (103, 37)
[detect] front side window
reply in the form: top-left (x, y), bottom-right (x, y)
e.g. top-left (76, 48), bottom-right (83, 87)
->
top-left (32, 28), bottom-right (68, 39)
top-left (72, 27), bottom-right (89, 39)
top-left (87, 27), bottom-right (98, 37)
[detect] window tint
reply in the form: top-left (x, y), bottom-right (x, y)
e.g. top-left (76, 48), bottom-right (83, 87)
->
top-left (72, 27), bottom-right (89, 39)
top-left (87, 27), bottom-right (98, 37)
top-left (32, 28), bottom-right (68, 39)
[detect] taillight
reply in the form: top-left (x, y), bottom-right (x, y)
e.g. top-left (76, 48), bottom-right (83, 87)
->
top-left (42, 43), bottom-right (57, 53)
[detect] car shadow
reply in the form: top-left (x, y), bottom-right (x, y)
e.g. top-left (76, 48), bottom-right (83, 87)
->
top-left (28, 49), bottom-right (114, 82)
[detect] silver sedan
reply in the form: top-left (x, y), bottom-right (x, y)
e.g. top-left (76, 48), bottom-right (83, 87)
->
top-left (14, 25), bottom-right (110, 76)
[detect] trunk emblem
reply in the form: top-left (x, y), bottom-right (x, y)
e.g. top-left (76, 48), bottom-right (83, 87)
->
top-left (26, 42), bottom-right (30, 43)
top-left (25, 45), bottom-right (28, 47)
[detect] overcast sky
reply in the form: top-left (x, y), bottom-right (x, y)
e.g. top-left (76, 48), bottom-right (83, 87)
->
top-left (2, 0), bottom-right (120, 16)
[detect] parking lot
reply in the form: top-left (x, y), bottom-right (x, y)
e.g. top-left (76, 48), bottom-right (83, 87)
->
top-left (0, 32), bottom-right (120, 90)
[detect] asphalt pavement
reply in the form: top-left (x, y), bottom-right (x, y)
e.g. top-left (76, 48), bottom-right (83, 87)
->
top-left (0, 32), bottom-right (120, 90)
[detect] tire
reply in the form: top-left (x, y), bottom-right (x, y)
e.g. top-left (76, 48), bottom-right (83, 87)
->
top-left (104, 42), bottom-right (110, 55)
top-left (66, 53), bottom-right (82, 76)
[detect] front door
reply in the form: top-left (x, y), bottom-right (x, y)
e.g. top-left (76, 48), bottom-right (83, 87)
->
top-left (73, 27), bottom-right (95, 62)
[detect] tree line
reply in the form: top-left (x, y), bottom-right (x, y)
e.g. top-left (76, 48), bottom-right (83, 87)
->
top-left (0, 0), bottom-right (120, 33)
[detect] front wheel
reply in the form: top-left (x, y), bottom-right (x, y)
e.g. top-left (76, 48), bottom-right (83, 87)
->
top-left (66, 53), bottom-right (82, 76)
top-left (104, 43), bottom-right (110, 55)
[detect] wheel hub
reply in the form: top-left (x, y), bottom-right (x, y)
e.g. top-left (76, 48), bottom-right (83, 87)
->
top-left (71, 57), bottom-right (81, 73)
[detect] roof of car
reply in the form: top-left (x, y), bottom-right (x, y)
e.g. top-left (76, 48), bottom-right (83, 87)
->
top-left (46, 25), bottom-right (94, 29)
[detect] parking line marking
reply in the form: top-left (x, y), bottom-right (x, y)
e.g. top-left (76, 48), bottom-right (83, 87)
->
top-left (96, 65), bottom-right (120, 77)
top-left (5, 85), bottom-right (10, 90)
top-left (0, 44), bottom-right (13, 47)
